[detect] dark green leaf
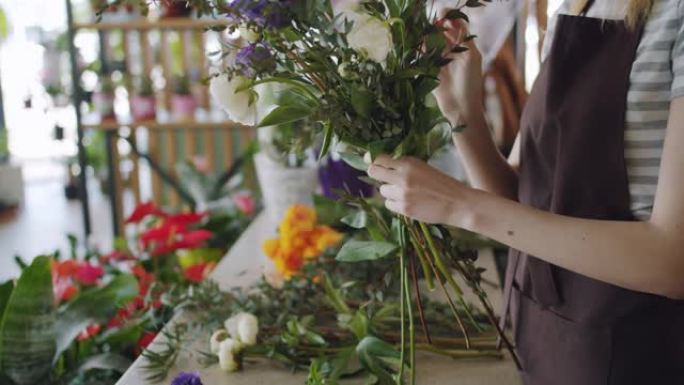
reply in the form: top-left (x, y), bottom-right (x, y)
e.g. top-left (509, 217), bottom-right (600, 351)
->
top-left (257, 105), bottom-right (313, 128)
top-left (54, 274), bottom-right (138, 360)
top-left (351, 87), bottom-right (375, 118)
top-left (318, 121), bottom-right (334, 161)
top-left (336, 240), bottom-right (398, 262)
top-left (0, 256), bottom-right (55, 385)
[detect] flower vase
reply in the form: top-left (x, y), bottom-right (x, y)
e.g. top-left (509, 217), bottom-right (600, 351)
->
top-left (170, 94), bottom-right (197, 121)
top-left (254, 152), bottom-right (319, 224)
top-left (130, 95), bottom-right (157, 121)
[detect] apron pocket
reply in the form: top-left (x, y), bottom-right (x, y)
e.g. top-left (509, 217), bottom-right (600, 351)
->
top-left (515, 289), bottom-right (613, 385)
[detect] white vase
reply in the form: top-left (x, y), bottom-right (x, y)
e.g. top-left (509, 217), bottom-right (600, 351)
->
top-left (254, 152), bottom-right (319, 224)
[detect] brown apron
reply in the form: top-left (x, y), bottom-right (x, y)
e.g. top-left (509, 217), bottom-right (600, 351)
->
top-left (500, 1), bottom-right (684, 384)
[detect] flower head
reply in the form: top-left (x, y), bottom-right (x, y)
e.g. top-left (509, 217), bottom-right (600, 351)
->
top-left (228, 0), bottom-right (290, 29)
top-left (210, 329), bottom-right (230, 354)
top-left (74, 263), bottom-right (105, 286)
top-left (218, 338), bottom-right (241, 372)
top-left (183, 261), bottom-right (216, 283)
top-left (347, 14), bottom-right (393, 64)
top-left (125, 202), bottom-right (164, 224)
top-left (236, 43), bottom-right (276, 77)
top-left (233, 192), bottom-right (256, 216)
top-left (210, 75), bottom-right (257, 125)
top-left (171, 371), bottom-right (203, 385)
top-left (224, 312), bottom-right (259, 346)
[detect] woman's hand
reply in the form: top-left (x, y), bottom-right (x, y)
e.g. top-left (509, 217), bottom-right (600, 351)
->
top-left (367, 155), bottom-right (475, 226)
top-left (433, 18), bottom-right (485, 126)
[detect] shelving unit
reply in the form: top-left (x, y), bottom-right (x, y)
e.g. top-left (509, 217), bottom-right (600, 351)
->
top-left (65, 1), bottom-right (254, 237)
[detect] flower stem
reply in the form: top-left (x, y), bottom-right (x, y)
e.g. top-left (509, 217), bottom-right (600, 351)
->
top-left (403, 260), bottom-right (416, 385)
top-left (398, 238), bottom-right (407, 384)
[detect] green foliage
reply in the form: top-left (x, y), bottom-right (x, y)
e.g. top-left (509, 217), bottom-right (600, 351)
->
top-left (0, 129), bottom-right (9, 162)
top-left (54, 274), bottom-right (138, 359)
top-left (0, 256), bottom-right (56, 385)
top-left (335, 240), bottom-right (398, 262)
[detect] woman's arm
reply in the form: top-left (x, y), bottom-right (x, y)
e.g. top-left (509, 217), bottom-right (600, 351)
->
top-left (369, 97), bottom-right (684, 299)
top-left (434, 19), bottom-right (519, 199)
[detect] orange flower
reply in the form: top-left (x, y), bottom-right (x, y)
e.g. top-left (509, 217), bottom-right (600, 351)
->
top-left (263, 205), bottom-right (342, 279)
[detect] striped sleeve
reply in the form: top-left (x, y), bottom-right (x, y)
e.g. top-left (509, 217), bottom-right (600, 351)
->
top-left (672, 0), bottom-right (684, 98)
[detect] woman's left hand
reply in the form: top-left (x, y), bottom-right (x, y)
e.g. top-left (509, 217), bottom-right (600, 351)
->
top-left (368, 154), bottom-right (473, 226)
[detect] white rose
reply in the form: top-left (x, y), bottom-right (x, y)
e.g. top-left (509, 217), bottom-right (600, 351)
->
top-left (210, 75), bottom-right (257, 126)
top-left (210, 329), bottom-right (230, 354)
top-left (217, 338), bottom-right (240, 372)
top-left (224, 312), bottom-right (259, 346)
top-left (332, 0), bottom-right (362, 16)
top-left (346, 14), bottom-right (393, 64)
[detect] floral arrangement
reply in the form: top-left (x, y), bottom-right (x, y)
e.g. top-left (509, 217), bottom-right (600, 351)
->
top-left (138, 200), bottom-right (502, 384)
top-left (98, 1), bottom-right (516, 382)
top-left (263, 204), bottom-right (343, 278)
top-left (0, 199), bottom-right (255, 385)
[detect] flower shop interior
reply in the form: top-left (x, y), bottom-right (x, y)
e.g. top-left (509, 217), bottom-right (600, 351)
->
top-left (0, 1), bottom-right (576, 385)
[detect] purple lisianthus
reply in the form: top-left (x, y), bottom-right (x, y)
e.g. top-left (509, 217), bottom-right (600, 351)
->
top-left (228, 0), bottom-right (291, 29)
top-left (236, 43), bottom-right (276, 76)
top-left (171, 371), bottom-right (203, 385)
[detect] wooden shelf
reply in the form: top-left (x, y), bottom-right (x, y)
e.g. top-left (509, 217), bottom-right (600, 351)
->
top-left (73, 17), bottom-right (231, 31)
top-left (82, 119), bottom-right (249, 131)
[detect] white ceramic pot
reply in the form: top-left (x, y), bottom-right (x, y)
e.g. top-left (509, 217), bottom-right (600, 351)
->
top-left (254, 152), bottom-right (319, 224)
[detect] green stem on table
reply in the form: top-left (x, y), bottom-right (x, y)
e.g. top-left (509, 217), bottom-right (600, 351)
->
top-left (414, 344), bottom-right (504, 360)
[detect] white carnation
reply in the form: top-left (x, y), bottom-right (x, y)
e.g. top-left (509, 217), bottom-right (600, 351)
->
top-left (224, 312), bottom-right (259, 346)
top-left (210, 75), bottom-right (257, 126)
top-left (346, 14), bottom-right (393, 64)
top-left (210, 329), bottom-right (230, 354)
top-left (217, 338), bottom-right (240, 372)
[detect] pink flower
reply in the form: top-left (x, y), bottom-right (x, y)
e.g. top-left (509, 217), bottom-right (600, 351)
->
top-left (192, 156), bottom-right (212, 174)
top-left (233, 192), bottom-right (256, 216)
top-left (74, 263), bottom-right (105, 286)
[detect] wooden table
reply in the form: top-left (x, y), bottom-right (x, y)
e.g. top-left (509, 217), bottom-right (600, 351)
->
top-left (116, 214), bottom-right (522, 385)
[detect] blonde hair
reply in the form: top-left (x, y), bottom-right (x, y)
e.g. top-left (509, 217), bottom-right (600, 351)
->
top-left (572, 0), bottom-right (654, 27)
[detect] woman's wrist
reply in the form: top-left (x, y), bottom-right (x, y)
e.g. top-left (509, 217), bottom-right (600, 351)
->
top-left (444, 185), bottom-right (485, 232)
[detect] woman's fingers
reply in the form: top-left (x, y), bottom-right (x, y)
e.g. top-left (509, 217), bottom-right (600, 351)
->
top-left (368, 163), bottom-right (400, 185)
top-left (379, 184), bottom-right (403, 201)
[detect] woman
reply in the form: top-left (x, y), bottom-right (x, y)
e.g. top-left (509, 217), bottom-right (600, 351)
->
top-left (368, 0), bottom-right (684, 384)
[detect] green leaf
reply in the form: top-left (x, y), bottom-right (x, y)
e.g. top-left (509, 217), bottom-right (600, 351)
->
top-left (355, 336), bottom-right (401, 384)
top-left (318, 121), bottom-right (334, 161)
top-left (341, 210), bottom-right (368, 229)
top-left (347, 311), bottom-right (370, 340)
top-left (313, 195), bottom-right (349, 226)
top-left (351, 87), bottom-right (375, 118)
top-left (54, 274), bottom-right (138, 360)
top-left (257, 105), bottom-right (313, 128)
top-left (0, 256), bottom-right (55, 385)
top-left (336, 240), bottom-right (398, 262)
top-left (0, 281), bottom-right (14, 323)
top-left (339, 152), bottom-right (368, 172)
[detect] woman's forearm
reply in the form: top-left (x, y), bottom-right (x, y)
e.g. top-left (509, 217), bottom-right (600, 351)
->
top-left (453, 189), bottom-right (684, 299)
top-left (450, 111), bottom-right (519, 199)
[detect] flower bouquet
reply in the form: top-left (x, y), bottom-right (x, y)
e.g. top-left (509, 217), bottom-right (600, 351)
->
top-left (101, 0), bottom-right (518, 382)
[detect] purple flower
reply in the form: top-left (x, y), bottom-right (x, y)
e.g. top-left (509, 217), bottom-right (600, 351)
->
top-left (236, 43), bottom-right (276, 76)
top-left (228, 0), bottom-right (290, 29)
top-left (171, 371), bottom-right (203, 385)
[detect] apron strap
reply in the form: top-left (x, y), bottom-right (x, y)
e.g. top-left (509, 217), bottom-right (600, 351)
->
top-left (580, 0), bottom-right (596, 16)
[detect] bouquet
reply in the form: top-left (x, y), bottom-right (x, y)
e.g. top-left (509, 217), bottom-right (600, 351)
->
top-left (102, 0), bottom-right (519, 382)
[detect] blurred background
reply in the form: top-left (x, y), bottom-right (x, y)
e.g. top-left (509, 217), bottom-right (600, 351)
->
top-left (0, 0), bottom-right (564, 281)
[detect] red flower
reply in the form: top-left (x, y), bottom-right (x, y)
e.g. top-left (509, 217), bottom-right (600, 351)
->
top-left (183, 262), bottom-right (216, 283)
top-left (54, 279), bottom-right (79, 304)
top-left (233, 192), bottom-right (256, 216)
top-left (136, 331), bottom-right (157, 355)
top-left (74, 263), bottom-right (105, 286)
top-left (126, 202), bottom-right (165, 224)
top-left (53, 260), bottom-right (79, 279)
top-left (140, 221), bottom-right (186, 247)
top-left (99, 250), bottom-right (136, 265)
top-left (77, 324), bottom-right (102, 341)
top-left (165, 212), bottom-right (206, 226)
top-left (174, 230), bottom-right (213, 249)
top-left (132, 265), bottom-right (155, 296)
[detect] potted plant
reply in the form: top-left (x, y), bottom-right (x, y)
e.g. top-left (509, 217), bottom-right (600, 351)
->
top-left (130, 75), bottom-right (157, 121)
top-left (170, 75), bottom-right (197, 121)
top-left (160, 0), bottom-right (193, 18)
top-left (93, 74), bottom-right (116, 122)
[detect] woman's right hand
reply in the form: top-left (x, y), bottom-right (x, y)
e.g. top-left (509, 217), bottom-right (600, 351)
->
top-left (433, 18), bottom-right (485, 127)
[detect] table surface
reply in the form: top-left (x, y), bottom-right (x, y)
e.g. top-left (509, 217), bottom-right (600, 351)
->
top-left (115, 214), bottom-right (522, 385)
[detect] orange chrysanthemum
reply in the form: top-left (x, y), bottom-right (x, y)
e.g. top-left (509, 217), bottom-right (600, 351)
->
top-left (263, 205), bottom-right (342, 279)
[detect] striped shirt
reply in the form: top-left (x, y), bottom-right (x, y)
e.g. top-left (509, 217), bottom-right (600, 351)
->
top-left (543, 0), bottom-right (684, 220)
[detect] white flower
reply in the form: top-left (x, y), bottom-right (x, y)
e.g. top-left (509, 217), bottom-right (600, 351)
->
top-left (210, 75), bottom-right (258, 125)
top-left (332, 0), bottom-right (362, 15)
top-left (224, 312), bottom-right (259, 346)
top-left (346, 14), bottom-right (393, 64)
top-left (210, 329), bottom-right (230, 354)
top-left (217, 338), bottom-right (241, 372)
